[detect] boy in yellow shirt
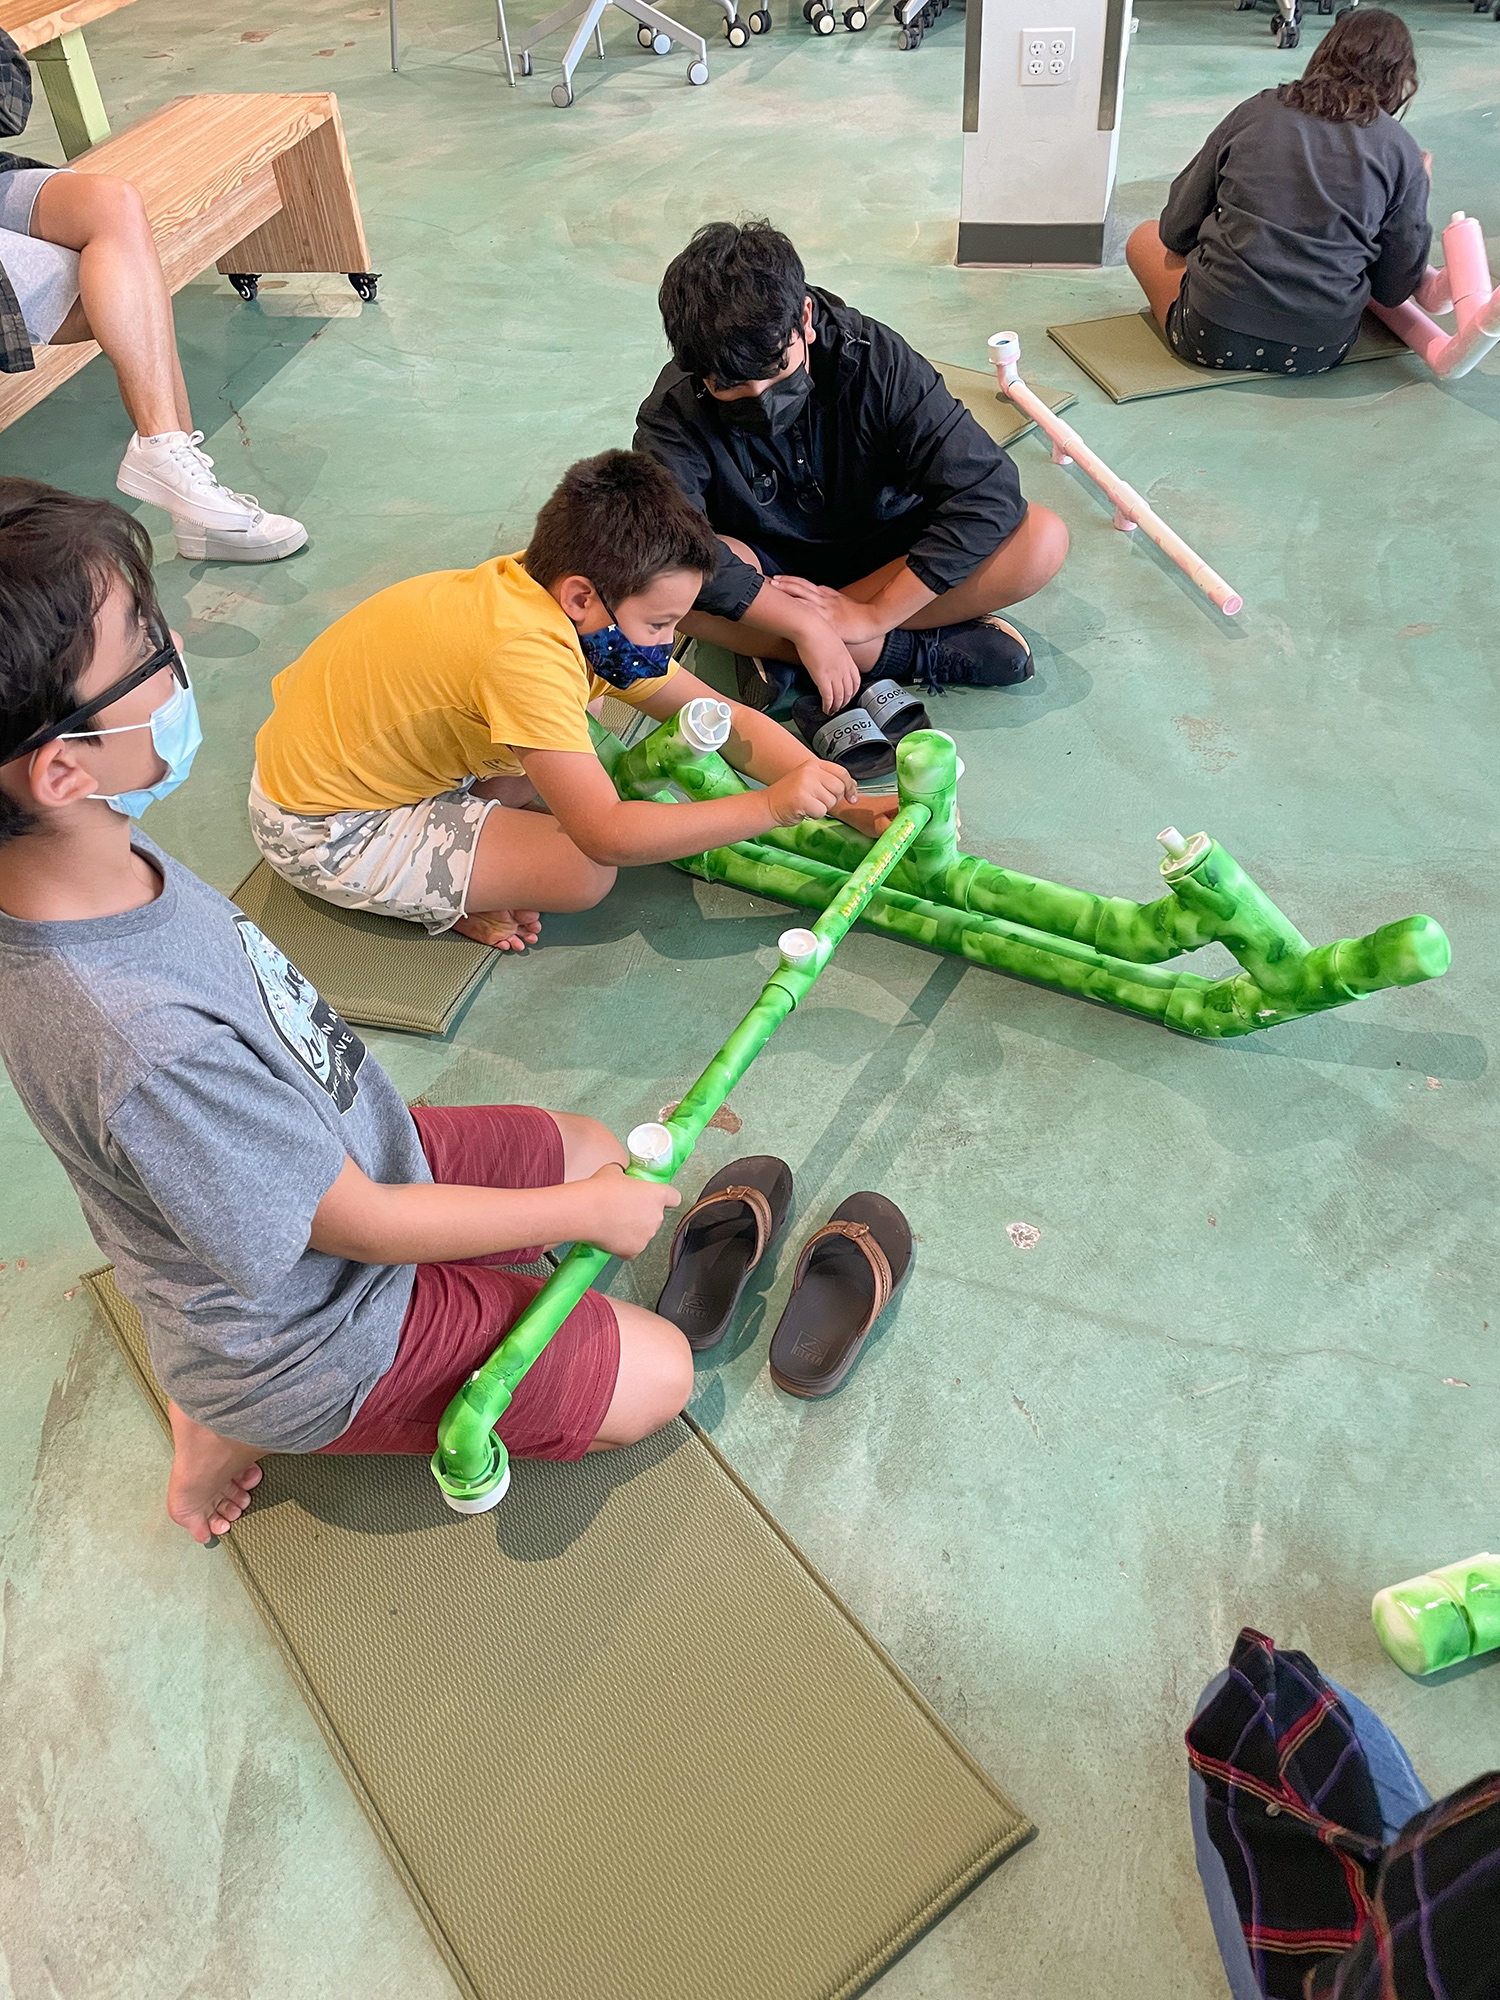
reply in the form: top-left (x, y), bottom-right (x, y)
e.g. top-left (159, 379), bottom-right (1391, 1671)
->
top-left (252, 451), bottom-right (887, 948)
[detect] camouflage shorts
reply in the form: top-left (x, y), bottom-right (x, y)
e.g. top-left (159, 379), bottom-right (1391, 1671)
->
top-left (248, 768), bottom-right (495, 934)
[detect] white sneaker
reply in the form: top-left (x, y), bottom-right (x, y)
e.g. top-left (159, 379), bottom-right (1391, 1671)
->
top-left (117, 430), bottom-right (308, 563)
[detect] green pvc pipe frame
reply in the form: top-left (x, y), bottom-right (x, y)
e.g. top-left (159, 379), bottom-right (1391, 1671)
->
top-left (603, 699), bottom-right (1451, 1039)
top-left (429, 795), bottom-right (931, 1511)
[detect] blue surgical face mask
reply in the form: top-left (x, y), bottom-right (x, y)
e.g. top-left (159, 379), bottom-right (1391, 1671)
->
top-left (63, 675), bottom-right (204, 818)
top-left (578, 592), bottom-right (675, 690)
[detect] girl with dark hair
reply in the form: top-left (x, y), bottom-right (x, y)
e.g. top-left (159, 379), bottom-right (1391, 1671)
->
top-left (1126, 8), bottom-right (1432, 376)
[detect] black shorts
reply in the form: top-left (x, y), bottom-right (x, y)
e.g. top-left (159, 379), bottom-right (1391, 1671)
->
top-left (1165, 294), bottom-right (1355, 378)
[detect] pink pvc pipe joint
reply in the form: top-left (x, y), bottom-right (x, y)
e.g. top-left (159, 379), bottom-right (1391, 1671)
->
top-left (988, 333), bottom-right (1243, 617)
top-left (1369, 213), bottom-right (1500, 381)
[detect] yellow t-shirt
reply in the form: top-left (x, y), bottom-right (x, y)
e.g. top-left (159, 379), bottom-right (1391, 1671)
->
top-left (253, 554), bottom-right (677, 814)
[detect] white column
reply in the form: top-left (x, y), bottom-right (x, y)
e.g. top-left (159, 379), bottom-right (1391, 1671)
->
top-left (958, 0), bottom-right (1133, 266)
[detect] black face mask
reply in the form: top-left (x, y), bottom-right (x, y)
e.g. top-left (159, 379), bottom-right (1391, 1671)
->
top-left (716, 363), bottom-right (813, 439)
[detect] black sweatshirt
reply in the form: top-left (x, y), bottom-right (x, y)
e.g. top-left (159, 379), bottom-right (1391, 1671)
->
top-left (633, 289), bottom-right (1026, 623)
top-left (1159, 89), bottom-right (1432, 347)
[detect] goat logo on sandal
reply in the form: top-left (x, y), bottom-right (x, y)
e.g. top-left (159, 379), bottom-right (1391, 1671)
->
top-left (233, 916), bottom-right (366, 1112)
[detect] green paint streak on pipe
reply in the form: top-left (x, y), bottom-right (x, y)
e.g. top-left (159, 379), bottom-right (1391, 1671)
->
top-left (429, 800), bottom-right (931, 1509)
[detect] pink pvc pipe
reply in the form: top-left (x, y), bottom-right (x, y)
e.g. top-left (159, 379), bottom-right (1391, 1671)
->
top-left (1369, 213), bottom-right (1500, 381)
top-left (988, 332), bottom-right (1243, 618)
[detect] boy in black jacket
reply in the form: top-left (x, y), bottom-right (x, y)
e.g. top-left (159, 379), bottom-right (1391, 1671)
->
top-left (634, 220), bottom-right (1068, 716)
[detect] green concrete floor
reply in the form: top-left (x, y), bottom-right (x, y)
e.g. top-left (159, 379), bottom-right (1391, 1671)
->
top-left (3, 1), bottom-right (1498, 1993)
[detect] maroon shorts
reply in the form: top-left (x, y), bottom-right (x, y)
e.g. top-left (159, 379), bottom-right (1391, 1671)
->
top-left (318, 1104), bottom-right (620, 1461)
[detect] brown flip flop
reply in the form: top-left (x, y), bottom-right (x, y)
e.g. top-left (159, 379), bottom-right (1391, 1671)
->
top-left (655, 1156), bottom-right (794, 1352)
top-left (767, 1192), bottom-right (913, 1397)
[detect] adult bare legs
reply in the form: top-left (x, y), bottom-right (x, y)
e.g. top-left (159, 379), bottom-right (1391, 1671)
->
top-left (1125, 219), bottom-right (1188, 330)
top-left (32, 172), bottom-right (307, 563)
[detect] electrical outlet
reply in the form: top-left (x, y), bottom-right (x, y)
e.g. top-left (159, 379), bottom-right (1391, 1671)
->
top-left (1019, 24), bottom-right (1074, 85)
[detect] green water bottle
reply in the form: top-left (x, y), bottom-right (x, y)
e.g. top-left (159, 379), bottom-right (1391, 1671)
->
top-left (1372, 1554), bottom-right (1500, 1675)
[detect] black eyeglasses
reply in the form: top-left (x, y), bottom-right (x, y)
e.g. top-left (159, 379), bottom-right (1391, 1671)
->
top-left (2, 626), bottom-right (186, 767)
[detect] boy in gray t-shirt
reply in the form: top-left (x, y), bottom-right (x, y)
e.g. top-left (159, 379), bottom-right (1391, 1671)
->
top-left (0, 480), bottom-right (687, 1544)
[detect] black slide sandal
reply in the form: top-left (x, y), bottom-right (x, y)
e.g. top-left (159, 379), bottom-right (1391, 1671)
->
top-left (768, 1192), bottom-right (914, 1397)
top-left (792, 697), bottom-right (896, 782)
top-left (857, 678), bottom-right (931, 746)
top-left (655, 1157), bottom-right (794, 1351)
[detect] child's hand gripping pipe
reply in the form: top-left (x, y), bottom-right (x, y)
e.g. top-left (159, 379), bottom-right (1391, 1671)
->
top-left (429, 798), bottom-right (933, 1512)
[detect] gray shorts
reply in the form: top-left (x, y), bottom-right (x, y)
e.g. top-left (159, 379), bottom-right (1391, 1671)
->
top-left (248, 768), bottom-right (497, 935)
top-left (0, 166), bottom-right (80, 344)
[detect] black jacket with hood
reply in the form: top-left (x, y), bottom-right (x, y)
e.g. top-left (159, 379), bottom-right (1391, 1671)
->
top-left (634, 287), bottom-right (1026, 622)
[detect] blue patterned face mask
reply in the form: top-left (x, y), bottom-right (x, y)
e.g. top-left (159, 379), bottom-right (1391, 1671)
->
top-left (578, 591), bottom-right (675, 689)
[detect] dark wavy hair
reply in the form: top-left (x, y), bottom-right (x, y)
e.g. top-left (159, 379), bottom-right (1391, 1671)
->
top-left (1280, 7), bottom-right (1417, 126)
top-left (0, 479), bottom-right (162, 845)
top-left (658, 220), bottom-right (807, 388)
top-left (524, 449), bottom-right (719, 605)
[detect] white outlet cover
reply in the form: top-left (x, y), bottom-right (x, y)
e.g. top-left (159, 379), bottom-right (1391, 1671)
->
top-left (1020, 23), bottom-right (1074, 85)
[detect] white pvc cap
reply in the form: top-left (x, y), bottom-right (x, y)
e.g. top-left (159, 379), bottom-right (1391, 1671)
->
top-left (1157, 827), bottom-right (1211, 874)
top-left (778, 927), bottom-right (820, 969)
top-left (441, 1463), bottom-right (511, 1513)
top-left (626, 1120), bottom-right (674, 1171)
top-left (988, 332), bottom-right (1021, 364)
top-left (680, 697), bottom-right (732, 754)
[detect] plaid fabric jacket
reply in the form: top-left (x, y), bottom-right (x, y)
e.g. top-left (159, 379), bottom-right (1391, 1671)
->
top-left (1307, 1772), bottom-right (1500, 2000)
top-left (1, 30), bottom-right (55, 374)
top-left (1188, 1628), bottom-right (1500, 2000)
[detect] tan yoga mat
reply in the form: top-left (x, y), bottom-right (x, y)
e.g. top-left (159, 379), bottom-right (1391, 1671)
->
top-left (232, 860), bottom-right (496, 1037)
top-left (935, 359), bottom-right (1076, 444)
top-left (1046, 307), bottom-right (1411, 403)
top-left (86, 1268), bottom-right (1032, 2000)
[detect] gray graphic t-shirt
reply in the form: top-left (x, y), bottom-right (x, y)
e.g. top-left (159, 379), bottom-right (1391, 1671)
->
top-left (0, 838), bottom-right (430, 1450)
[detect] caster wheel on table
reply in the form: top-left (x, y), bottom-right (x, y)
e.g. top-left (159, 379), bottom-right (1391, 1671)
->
top-left (1273, 17), bottom-right (1298, 44)
top-left (802, 1), bottom-right (817, 17)
top-left (348, 272), bottom-right (380, 302)
top-left (552, 80), bottom-right (574, 102)
top-left (1234, 0), bottom-right (1256, 10)
top-left (651, 30), bottom-right (672, 50)
top-left (844, 7), bottom-right (867, 26)
top-left (639, 23), bottom-right (654, 42)
top-left (897, 23), bottom-right (920, 46)
top-left (520, 49), bottom-right (533, 72)
top-left (227, 273), bottom-right (260, 301)
top-left (749, 8), bottom-right (771, 27)
top-left (726, 18), bottom-right (749, 42)
top-left (688, 56), bottom-right (710, 79)
top-left (813, 6), bottom-right (836, 31)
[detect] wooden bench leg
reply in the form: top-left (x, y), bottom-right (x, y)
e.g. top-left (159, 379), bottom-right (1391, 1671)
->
top-left (31, 30), bottom-right (111, 160)
top-left (215, 105), bottom-right (374, 294)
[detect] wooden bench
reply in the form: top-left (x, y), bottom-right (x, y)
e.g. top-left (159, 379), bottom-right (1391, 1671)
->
top-left (0, 92), bottom-right (376, 432)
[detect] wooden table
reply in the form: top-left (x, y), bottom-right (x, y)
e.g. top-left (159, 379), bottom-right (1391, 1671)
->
top-left (0, 0), bottom-right (138, 156)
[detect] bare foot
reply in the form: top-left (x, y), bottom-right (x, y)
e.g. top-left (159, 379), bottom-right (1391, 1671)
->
top-left (166, 1400), bottom-right (263, 1545)
top-left (455, 909), bottom-right (542, 952)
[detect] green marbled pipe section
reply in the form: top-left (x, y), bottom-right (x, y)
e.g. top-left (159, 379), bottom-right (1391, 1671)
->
top-left (613, 709), bottom-right (747, 803)
top-left (1372, 1554), bottom-right (1500, 1675)
top-left (893, 730), bottom-right (962, 894)
top-left (602, 711), bottom-right (1451, 1033)
top-left (684, 840), bottom-right (1197, 1028)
